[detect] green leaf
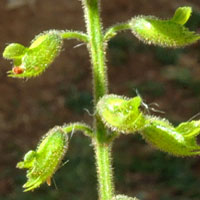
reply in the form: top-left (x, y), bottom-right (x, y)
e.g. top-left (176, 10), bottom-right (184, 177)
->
top-left (141, 116), bottom-right (200, 156)
top-left (130, 7), bottom-right (200, 47)
top-left (97, 94), bottom-right (146, 133)
top-left (17, 126), bottom-right (68, 192)
top-left (171, 7), bottom-right (192, 25)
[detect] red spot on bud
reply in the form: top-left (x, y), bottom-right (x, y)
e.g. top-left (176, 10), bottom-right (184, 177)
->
top-left (12, 66), bottom-right (24, 74)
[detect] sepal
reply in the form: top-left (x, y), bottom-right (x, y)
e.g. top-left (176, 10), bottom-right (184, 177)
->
top-left (17, 126), bottom-right (68, 191)
top-left (130, 7), bottom-right (200, 47)
top-left (96, 94), bottom-right (146, 133)
top-left (171, 7), bottom-right (192, 25)
top-left (141, 116), bottom-right (200, 156)
top-left (3, 43), bottom-right (27, 60)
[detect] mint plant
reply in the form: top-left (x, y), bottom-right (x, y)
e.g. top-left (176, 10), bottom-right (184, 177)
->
top-left (3, 2), bottom-right (200, 200)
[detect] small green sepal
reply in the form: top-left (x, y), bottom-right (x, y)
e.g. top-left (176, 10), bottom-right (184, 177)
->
top-left (17, 126), bottom-right (68, 192)
top-left (141, 116), bottom-right (200, 156)
top-left (3, 43), bottom-right (27, 60)
top-left (171, 7), bottom-right (192, 25)
top-left (96, 94), bottom-right (146, 134)
top-left (112, 195), bottom-right (139, 200)
top-left (3, 30), bottom-right (63, 79)
top-left (130, 7), bottom-right (200, 47)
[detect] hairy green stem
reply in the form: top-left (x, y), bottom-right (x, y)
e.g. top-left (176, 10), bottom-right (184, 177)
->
top-left (82, 0), bottom-right (115, 199)
top-left (104, 22), bottom-right (131, 41)
top-left (94, 142), bottom-right (114, 200)
top-left (62, 122), bottom-right (94, 137)
top-left (60, 31), bottom-right (89, 42)
top-left (82, 0), bottom-right (108, 104)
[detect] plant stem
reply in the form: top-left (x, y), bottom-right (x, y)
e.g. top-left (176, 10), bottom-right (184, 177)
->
top-left (62, 122), bottom-right (94, 137)
top-left (104, 22), bottom-right (131, 41)
top-left (82, 0), bottom-right (108, 104)
top-left (82, 0), bottom-right (115, 199)
top-left (60, 31), bottom-right (89, 42)
top-left (94, 141), bottom-right (114, 200)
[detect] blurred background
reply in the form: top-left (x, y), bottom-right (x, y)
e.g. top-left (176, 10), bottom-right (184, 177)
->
top-left (1, 0), bottom-right (200, 199)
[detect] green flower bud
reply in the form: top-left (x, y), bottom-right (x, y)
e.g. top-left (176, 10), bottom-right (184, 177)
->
top-left (3, 31), bottom-right (63, 78)
top-left (141, 116), bottom-right (200, 156)
top-left (97, 94), bottom-right (146, 133)
top-left (112, 195), bottom-right (139, 200)
top-left (130, 7), bottom-right (200, 47)
top-left (17, 126), bottom-right (68, 192)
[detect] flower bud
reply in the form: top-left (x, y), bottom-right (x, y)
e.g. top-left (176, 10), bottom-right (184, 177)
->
top-left (141, 116), bottom-right (200, 156)
top-left (130, 7), bottom-right (200, 47)
top-left (3, 31), bottom-right (63, 78)
top-left (97, 94), bottom-right (146, 133)
top-left (17, 126), bottom-right (68, 192)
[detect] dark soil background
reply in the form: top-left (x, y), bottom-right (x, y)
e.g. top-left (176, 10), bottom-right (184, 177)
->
top-left (1, 0), bottom-right (200, 200)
